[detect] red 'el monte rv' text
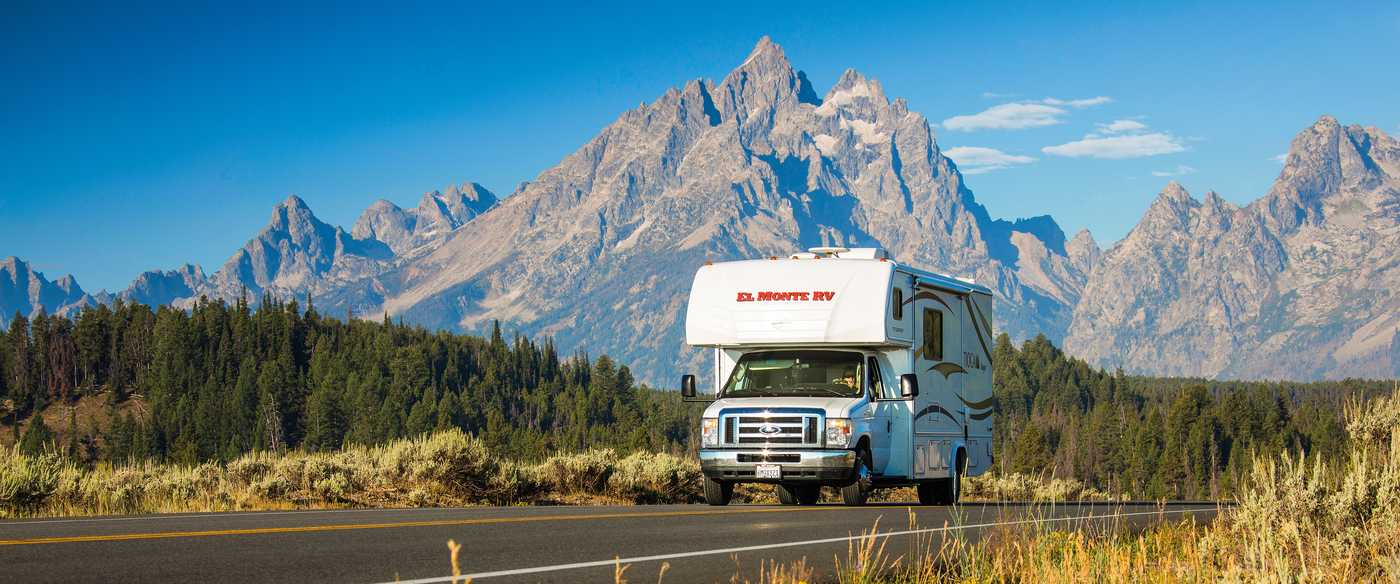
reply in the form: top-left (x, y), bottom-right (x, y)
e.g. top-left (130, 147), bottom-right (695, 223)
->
top-left (735, 291), bottom-right (836, 302)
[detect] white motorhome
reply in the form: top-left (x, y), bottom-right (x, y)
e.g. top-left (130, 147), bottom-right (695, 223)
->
top-left (680, 247), bottom-right (994, 506)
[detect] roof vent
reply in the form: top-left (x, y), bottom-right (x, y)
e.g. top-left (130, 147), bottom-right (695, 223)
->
top-left (804, 247), bottom-right (890, 260)
top-left (807, 246), bottom-right (850, 257)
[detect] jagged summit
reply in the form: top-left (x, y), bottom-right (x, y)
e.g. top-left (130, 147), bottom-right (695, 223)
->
top-left (1067, 117), bottom-right (1400, 380)
top-left (351, 183), bottom-right (499, 255)
top-left (1159, 180), bottom-right (1193, 202)
top-left (280, 194), bottom-right (310, 209)
top-left (0, 256), bottom-right (96, 325)
top-left (716, 37), bottom-right (821, 118)
top-left (121, 263), bottom-right (207, 307)
top-left (739, 36), bottom-right (785, 67)
top-left (1264, 114), bottom-right (1399, 232)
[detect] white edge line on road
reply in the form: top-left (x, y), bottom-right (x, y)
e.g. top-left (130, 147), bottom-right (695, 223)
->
top-left (379, 506), bottom-right (1218, 583)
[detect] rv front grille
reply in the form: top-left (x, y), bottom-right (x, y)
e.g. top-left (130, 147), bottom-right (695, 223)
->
top-left (737, 453), bottom-right (801, 463)
top-left (717, 410), bottom-right (824, 448)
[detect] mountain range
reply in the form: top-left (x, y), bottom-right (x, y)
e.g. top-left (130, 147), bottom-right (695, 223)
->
top-left (4, 38), bottom-right (1397, 383)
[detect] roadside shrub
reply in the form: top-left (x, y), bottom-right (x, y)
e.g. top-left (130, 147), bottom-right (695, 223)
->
top-left (377, 430), bottom-right (497, 497)
top-left (532, 449), bottom-right (618, 496)
top-left (487, 461), bottom-right (546, 504)
top-left (0, 447), bottom-right (65, 515)
top-left (607, 452), bottom-right (702, 503)
top-left (226, 454), bottom-right (272, 486)
top-left (964, 472), bottom-right (1118, 502)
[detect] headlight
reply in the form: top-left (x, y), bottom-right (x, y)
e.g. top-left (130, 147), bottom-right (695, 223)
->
top-left (825, 418), bottom-right (852, 448)
top-left (701, 418), bottom-right (720, 447)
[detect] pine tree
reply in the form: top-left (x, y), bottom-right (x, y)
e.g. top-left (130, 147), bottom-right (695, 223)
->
top-left (8, 312), bottom-right (34, 415)
top-left (303, 375), bottom-right (345, 451)
top-left (19, 415), bottom-right (56, 455)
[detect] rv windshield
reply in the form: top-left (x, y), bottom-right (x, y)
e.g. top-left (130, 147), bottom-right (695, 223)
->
top-left (721, 350), bottom-right (864, 399)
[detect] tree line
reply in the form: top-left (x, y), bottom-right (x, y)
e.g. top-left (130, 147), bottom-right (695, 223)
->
top-left (991, 334), bottom-right (1386, 499)
top-left (2, 299), bottom-right (1390, 499)
top-left (1, 296), bottom-right (695, 464)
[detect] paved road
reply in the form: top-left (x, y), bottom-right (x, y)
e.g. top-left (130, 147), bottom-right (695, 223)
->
top-left (1, 502), bottom-right (1217, 583)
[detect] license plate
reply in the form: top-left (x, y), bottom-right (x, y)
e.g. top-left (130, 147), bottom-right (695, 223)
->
top-left (756, 464), bottom-right (782, 479)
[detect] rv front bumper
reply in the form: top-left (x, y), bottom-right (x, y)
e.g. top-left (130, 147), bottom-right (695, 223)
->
top-left (699, 449), bottom-right (856, 483)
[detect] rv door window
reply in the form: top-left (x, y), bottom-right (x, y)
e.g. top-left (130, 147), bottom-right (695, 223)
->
top-left (868, 356), bottom-right (895, 400)
top-left (923, 308), bottom-right (943, 361)
top-left (721, 350), bottom-right (865, 399)
top-left (892, 288), bottom-right (904, 319)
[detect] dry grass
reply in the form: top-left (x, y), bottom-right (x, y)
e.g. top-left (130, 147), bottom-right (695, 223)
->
top-left (712, 391), bottom-right (1400, 583)
top-left (0, 429), bottom-right (704, 518)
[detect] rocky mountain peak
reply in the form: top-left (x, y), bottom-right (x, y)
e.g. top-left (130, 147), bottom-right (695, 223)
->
top-left (831, 69), bottom-right (886, 103)
top-left (1066, 229), bottom-right (1102, 275)
top-left (266, 194), bottom-right (328, 242)
top-left (417, 183), bottom-right (498, 231)
top-left (1159, 180), bottom-right (1193, 202)
top-left (1265, 116), bottom-right (1400, 231)
top-left (717, 37), bottom-right (818, 119)
top-left (1068, 116), bottom-right (1400, 380)
top-left (121, 263), bottom-right (209, 307)
top-left (0, 256), bottom-right (95, 325)
top-left (209, 196), bottom-right (388, 295)
top-left (1137, 181), bottom-right (1197, 228)
top-left (349, 183), bottom-right (498, 255)
top-left (53, 274), bottom-right (81, 294)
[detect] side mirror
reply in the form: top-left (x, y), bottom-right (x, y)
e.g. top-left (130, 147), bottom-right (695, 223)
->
top-left (680, 374), bottom-right (697, 398)
top-left (900, 374), bottom-right (919, 399)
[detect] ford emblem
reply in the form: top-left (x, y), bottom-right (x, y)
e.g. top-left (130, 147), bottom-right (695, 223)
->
top-left (758, 424), bottom-right (782, 435)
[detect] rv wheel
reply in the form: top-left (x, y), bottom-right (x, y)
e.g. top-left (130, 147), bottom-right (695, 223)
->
top-left (949, 450), bottom-right (964, 503)
top-left (703, 476), bottom-right (733, 506)
top-left (775, 484), bottom-right (800, 505)
top-left (921, 451), bottom-right (965, 505)
top-left (916, 481), bottom-right (939, 505)
top-left (840, 449), bottom-right (872, 506)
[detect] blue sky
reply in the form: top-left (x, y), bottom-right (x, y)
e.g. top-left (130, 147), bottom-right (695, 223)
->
top-left (3, 1), bottom-right (1398, 291)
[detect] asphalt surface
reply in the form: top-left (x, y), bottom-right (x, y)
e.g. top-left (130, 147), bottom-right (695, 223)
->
top-left (1, 501), bottom-right (1218, 583)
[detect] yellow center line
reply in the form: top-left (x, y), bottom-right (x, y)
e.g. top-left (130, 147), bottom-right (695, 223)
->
top-left (0, 505), bottom-right (874, 547)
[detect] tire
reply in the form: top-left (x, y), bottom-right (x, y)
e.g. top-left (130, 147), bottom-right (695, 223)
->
top-left (948, 450), bottom-right (964, 504)
top-left (704, 476), bottom-right (733, 506)
top-left (775, 484), bottom-right (799, 505)
top-left (797, 485), bottom-right (821, 505)
top-left (916, 481), bottom-right (939, 505)
top-left (840, 448), bottom-right (872, 506)
top-left (920, 451), bottom-right (965, 505)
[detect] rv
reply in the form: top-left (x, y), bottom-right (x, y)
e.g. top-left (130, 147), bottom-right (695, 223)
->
top-left (680, 247), bottom-right (994, 506)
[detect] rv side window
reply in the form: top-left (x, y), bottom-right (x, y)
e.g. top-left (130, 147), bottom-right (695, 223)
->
top-left (923, 308), bottom-right (943, 361)
top-left (892, 288), bottom-right (904, 319)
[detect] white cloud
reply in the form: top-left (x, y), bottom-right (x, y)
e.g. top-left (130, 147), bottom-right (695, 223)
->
top-left (981, 91), bottom-right (1018, 99)
top-left (1272, 153), bottom-right (1288, 163)
top-left (944, 146), bottom-right (1036, 174)
top-left (942, 103), bottom-right (1066, 131)
top-left (1151, 164), bottom-right (1196, 177)
top-left (1042, 96), bottom-right (1113, 108)
top-left (942, 96), bottom-right (1111, 132)
top-left (1095, 119), bottom-right (1148, 135)
top-left (1043, 133), bottom-right (1187, 159)
top-left (1043, 118), bottom-right (1187, 160)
